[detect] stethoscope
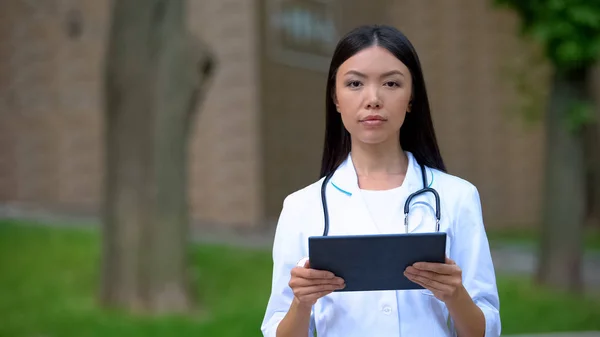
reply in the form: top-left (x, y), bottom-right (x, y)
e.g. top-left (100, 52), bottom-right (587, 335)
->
top-left (320, 162), bottom-right (441, 236)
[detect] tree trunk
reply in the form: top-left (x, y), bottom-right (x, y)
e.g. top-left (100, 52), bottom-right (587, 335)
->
top-left (100, 0), bottom-right (215, 314)
top-left (583, 65), bottom-right (600, 229)
top-left (536, 67), bottom-right (588, 293)
top-left (584, 121), bottom-right (600, 228)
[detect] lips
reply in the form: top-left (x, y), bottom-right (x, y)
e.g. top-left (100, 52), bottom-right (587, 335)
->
top-left (359, 115), bottom-right (387, 125)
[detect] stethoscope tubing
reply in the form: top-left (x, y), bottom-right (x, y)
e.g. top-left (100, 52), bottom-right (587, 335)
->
top-left (320, 162), bottom-right (441, 236)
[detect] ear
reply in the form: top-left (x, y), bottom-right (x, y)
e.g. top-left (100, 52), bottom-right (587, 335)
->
top-left (331, 89), bottom-right (340, 112)
top-left (407, 99), bottom-right (412, 113)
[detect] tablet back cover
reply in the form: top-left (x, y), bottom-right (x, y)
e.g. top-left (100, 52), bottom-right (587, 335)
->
top-left (308, 232), bottom-right (446, 292)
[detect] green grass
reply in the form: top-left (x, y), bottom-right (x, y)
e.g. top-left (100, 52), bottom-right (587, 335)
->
top-left (1, 219), bottom-right (599, 336)
top-left (497, 276), bottom-right (600, 334)
top-left (0, 220), bottom-right (272, 337)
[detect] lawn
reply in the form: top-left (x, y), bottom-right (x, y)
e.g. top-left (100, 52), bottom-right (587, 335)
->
top-left (1, 219), bottom-right (599, 337)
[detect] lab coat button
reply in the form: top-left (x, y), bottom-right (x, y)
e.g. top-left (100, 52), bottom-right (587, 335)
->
top-left (382, 306), bottom-right (392, 315)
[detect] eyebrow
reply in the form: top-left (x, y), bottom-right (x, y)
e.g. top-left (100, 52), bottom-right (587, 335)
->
top-left (343, 70), bottom-right (405, 78)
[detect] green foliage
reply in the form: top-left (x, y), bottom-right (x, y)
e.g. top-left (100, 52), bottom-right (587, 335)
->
top-left (2, 221), bottom-right (600, 336)
top-left (499, 43), bottom-right (550, 127)
top-left (495, 0), bottom-right (600, 70)
top-left (566, 97), bottom-right (595, 132)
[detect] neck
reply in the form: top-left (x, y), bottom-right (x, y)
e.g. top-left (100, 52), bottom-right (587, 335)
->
top-left (351, 138), bottom-right (408, 177)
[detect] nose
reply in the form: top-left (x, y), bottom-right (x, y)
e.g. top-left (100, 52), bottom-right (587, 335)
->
top-left (365, 87), bottom-right (382, 109)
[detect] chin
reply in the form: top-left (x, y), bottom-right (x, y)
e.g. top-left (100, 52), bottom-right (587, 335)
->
top-left (356, 135), bottom-right (391, 145)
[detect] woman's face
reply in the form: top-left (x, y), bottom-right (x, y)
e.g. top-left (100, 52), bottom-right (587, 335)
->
top-left (334, 45), bottom-right (413, 146)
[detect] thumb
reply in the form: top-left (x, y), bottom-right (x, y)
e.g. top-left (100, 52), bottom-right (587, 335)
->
top-left (445, 256), bottom-right (456, 265)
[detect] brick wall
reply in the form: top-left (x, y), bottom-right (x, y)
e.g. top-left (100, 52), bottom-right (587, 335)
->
top-left (186, 0), bottom-right (263, 227)
top-left (0, 0), bottom-right (107, 213)
top-left (0, 0), bottom-right (263, 227)
top-left (0, 0), bottom-right (562, 229)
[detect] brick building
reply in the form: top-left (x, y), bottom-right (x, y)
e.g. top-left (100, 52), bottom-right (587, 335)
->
top-left (0, 0), bottom-right (550, 230)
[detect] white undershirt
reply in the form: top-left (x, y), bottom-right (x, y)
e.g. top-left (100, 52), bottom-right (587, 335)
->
top-left (360, 186), bottom-right (405, 233)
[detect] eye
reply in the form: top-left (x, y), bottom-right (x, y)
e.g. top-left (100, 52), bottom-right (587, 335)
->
top-left (384, 81), bottom-right (400, 87)
top-left (346, 80), bottom-right (362, 88)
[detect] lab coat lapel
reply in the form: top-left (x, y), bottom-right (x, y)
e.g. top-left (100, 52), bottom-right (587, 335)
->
top-left (328, 152), bottom-right (435, 235)
top-left (328, 155), bottom-right (380, 235)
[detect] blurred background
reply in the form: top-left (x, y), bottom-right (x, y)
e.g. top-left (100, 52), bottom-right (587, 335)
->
top-left (0, 0), bottom-right (599, 336)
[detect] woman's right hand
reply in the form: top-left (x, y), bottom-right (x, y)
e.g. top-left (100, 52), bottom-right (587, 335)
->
top-left (288, 258), bottom-right (346, 307)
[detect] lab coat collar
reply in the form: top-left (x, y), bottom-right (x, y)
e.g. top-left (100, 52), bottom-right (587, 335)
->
top-left (329, 151), bottom-right (423, 196)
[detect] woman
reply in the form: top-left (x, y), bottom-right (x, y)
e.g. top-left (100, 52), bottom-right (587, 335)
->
top-left (261, 24), bottom-right (500, 337)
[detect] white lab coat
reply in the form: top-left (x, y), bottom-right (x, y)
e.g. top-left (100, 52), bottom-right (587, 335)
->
top-left (261, 152), bottom-right (501, 337)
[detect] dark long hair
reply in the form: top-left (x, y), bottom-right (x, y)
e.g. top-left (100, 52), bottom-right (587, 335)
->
top-left (320, 24), bottom-right (446, 178)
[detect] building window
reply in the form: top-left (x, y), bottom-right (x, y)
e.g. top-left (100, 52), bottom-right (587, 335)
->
top-left (266, 0), bottom-right (339, 72)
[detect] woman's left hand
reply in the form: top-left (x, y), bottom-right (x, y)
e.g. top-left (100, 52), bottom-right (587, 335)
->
top-left (404, 257), bottom-right (465, 303)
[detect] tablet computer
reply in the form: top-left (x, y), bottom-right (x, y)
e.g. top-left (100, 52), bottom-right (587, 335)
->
top-left (308, 232), bottom-right (446, 292)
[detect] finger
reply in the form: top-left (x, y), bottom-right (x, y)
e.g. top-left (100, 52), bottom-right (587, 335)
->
top-left (405, 272), bottom-right (449, 293)
top-left (300, 290), bottom-right (334, 303)
top-left (412, 262), bottom-right (456, 275)
top-left (405, 267), bottom-right (455, 285)
top-left (406, 273), bottom-right (443, 293)
top-left (409, 278), bottom-right (433, 292)
top-left (311, 290), bottom-right (334, 299)
top-left (298, 258), bottom-right (340, 280)
top-left (290, 276), bottom-right (345, 288)
top-left (292, 266), bottom-right (335, 279)
top-left (294, 283), bottom-right (345, 296)
top-left (445, 257), bottom-right (456, 265)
